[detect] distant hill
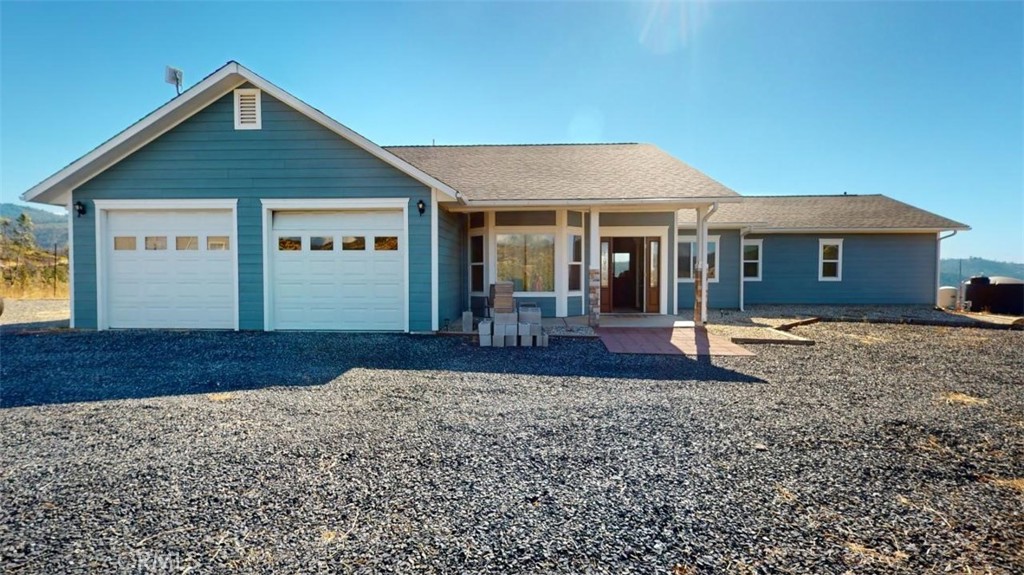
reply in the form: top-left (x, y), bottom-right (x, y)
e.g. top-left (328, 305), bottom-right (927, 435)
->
top-left (0, 203), bottom-right (68, 250)
top-left (941, 257), bottom-right (1024, 286)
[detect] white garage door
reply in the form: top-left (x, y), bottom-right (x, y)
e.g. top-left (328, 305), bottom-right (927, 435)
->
top-left (105, 210), bottom-right (235, 329)
top-left (271, 211), bottom-right (405, 331)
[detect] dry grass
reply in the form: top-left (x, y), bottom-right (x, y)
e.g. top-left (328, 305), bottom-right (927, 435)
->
top-left (941, 392), bottom-right (988, 406)
top-left (775, 485), bottom-right (797, 503)
top-left (983, 477), bottom-right (1024, 493)
top-left (207, 392), bottom-right (236, 402)
top-left (0, 283), bottom-right (69, 299)
top-left (843, 542), bottom-right (909, 567)
top-left (320, 530), bottom-right (339, 544)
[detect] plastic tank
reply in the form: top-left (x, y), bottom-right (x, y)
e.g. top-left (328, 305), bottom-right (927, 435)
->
top-left (937, 286), bottom-right (957, 309)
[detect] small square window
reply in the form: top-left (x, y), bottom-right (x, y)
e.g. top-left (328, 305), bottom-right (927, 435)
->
top-left (145, 236), bottom-right (167, 250)
top-left (310, 236), bottom-right (334, 251)
top-left (374, 236), bottom-right (398, 251)
top-left (469, 212), bottom-right (485, 229)
top-left (176, 236), bottom-right (198, 250)
top-left (207, 236), bottom-right (230, 251)
top-left (278, 237), bottom-right (301, 251)
top-left (342, 236), bottom-right (365, 251)
top-left (113, 236), bottom-right (136, 251)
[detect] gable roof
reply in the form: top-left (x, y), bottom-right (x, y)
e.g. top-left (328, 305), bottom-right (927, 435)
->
top-left (21, 61), bottom-right (461, 206)
top-left (677, 194), bottom-right (970, 232)
top-left (385, 144), bottom-right (740, 205)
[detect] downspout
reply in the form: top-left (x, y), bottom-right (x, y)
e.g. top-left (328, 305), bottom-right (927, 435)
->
top-left (739, 226), bottom-right (750, 312)
top-left (698, 203), bottom-right (719, 325)
top-left (937, 230), bottom-right (957, 308)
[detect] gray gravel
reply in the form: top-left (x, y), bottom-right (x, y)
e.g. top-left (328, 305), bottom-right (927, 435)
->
top-left (1, 324), bottom-right (1022, 574)
top-left (0, 298), bottom-right (69, 329)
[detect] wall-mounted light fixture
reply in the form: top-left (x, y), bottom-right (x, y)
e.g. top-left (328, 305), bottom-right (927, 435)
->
top-left (417, 199), bottom-right (426, 216)
top-left (74, 201), bottom-right (87, 218)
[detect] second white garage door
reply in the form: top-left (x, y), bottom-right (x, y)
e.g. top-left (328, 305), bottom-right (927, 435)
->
top-left (271, 211), bottom-right (405, 331)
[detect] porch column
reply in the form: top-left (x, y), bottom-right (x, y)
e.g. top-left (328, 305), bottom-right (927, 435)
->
top-left (588, 209), bottom-right (601, 327)
top-left (693, 206), bottom-right (707, 325)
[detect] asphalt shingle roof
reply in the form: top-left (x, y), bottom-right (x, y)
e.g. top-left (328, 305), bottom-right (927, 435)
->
top-left (385, 144), bottom-right (739, 202)
top-left (677, 194), bottom-right (969, 231)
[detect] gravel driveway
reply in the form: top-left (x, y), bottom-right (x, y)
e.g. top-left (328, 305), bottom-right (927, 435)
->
top-left (1, 324), bottom-right (1021, 573)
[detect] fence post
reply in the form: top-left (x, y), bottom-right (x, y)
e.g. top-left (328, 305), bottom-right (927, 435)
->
top-left (53, 243), bottom-right (58, 297)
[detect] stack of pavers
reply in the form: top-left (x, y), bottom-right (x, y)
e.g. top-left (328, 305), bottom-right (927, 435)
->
top-left (478, 285), bottom-right (548, 347)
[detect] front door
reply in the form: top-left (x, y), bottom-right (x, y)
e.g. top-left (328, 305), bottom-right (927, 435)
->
top-left (599, 239), bottom-right (612, 313)
top-left (645, 238), bottom-right (660, 313)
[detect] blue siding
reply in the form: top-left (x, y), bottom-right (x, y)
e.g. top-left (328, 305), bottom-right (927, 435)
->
top-left (676, 229), bottom-right (740, 310)
top-left (72, 89), bottom-right (432, 330)
top-left (745, 234), bottom-right (938, 305)
top-left (567, 295), bottom-right (583, 316)
top-left (437, 207), bottom-right (465, 328)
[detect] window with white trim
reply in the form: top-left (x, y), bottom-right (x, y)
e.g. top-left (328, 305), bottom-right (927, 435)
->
top-left (677, 235), bottom-right (719, 282)
top-left (469, 233), bottom-right (485, 294)
top-left (497, 233), bottom-right (555, 292)
top-left (819, 239), bottom-right (843, 281)
top-left (234, 88), bottom-right (262, 130)
top-left (568, 234), bottom-right (583, 291)
top-left (743, 239), bottom-right (762, 281)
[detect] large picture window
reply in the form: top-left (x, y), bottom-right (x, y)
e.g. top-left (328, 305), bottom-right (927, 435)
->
top-left (677, 236), bottom-right (719, 282)
top-left (497, 233), bottom-right (555, 292)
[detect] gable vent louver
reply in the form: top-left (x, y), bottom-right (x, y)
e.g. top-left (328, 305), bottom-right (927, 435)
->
top-left (234, 88), bottom-right (262, 130)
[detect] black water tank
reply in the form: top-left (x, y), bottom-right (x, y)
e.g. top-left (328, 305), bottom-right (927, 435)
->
top-left (969, 276), bottom-right (991, 285)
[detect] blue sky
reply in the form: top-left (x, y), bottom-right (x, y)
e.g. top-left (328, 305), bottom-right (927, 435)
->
top-left (2, 1), bottom-right (1021, 262)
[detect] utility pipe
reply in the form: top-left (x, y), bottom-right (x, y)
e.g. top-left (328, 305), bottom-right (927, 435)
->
top-left (695, 203), bottom-right (719, 324)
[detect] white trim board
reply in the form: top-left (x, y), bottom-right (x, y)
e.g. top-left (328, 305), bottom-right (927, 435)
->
top-left (22, 61), bottom-right (461, 206)
top-left (430, 189), bottom-right (439, 331)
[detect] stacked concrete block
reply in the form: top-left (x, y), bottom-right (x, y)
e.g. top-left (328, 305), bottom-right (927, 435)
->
top-left (475, 307), bottom-right (549, 348)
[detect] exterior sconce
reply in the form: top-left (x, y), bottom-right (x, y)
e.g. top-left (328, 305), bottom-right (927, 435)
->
top-left (74, 201), bottom-right (87, 217)
top-left (417, 199), bottom-right (426, 216)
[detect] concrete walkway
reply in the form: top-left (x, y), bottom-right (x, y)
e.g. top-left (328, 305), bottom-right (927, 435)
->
top-left (596, 326), bottom-right (754, 357)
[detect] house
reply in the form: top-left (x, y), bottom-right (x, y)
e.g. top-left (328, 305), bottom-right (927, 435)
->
top-left (21, 62), bottom-right (969, 332)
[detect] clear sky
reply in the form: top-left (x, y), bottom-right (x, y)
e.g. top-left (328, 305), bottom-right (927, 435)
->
top-left (2, 1), bottom-right (1021, 262)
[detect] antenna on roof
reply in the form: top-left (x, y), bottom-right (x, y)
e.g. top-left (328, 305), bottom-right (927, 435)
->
top-left (164, 66), bottom-right (183, 95)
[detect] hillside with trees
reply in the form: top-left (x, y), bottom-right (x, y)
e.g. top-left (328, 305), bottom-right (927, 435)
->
top-left (940, 257), bottom-right (1024, 287)
top-left (0, 204), bottom-right (67, 250)
top-left (0, 208), bottom-right (69, 298)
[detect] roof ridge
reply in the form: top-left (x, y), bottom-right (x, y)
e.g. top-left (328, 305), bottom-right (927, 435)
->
top-left (740, 194), bottom-right (885, 199)
top-left (383, 142), bottom-right (643, 149)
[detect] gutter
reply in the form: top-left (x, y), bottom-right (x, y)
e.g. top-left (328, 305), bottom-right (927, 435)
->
top-left (739, 226), bottom-right (751, 312)
top-left (445, 197), bottom-right (741, 210)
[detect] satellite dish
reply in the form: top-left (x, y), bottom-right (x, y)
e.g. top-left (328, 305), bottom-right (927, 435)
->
top-left (164, 66), bottom-right (183, 95)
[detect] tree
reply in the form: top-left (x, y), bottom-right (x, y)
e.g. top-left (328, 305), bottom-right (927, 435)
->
top-left (14, 213), bottom-right (35, 250)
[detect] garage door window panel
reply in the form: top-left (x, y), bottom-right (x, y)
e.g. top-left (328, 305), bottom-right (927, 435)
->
top-left (374, 236), bottom-right (398, 251)
top-left (310, 236), bottom-right (334, 251)
top-left (114, 237), bottom-right (136, 250)
top-left (343, 236), bottom-right (365, 251)
top-left (207, 236), bottom-right (230, 251)
top-left (279, 237), bottom-right (301, 251)
top-left (176, 236), bottom-right (199, 251)
top-left (145, 236), bottom-right (167, 250)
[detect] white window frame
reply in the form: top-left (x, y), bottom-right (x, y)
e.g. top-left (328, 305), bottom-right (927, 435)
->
top-left (742, 238), bottom-right (763, 282)
top-left (234, 88), bottom-right (262, 130)
top-left (566, 229), bottom-right (584, 295)
top-left (468, 231), bottom-right (486, 296)
top-left (818, 238), bottom-right (843, 281)
top-left (493, 228), bottom-right (559, 296)
top-left (676, 235), bottom-right (720, 284)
